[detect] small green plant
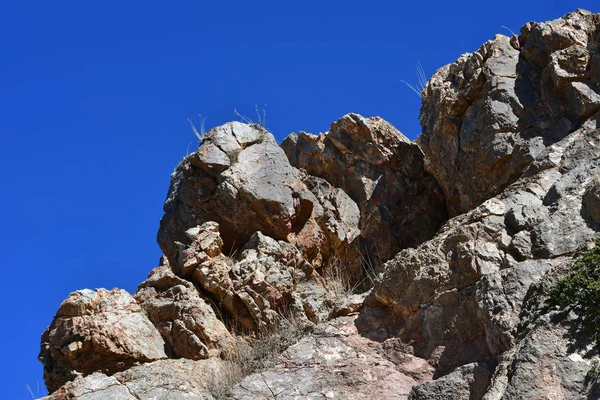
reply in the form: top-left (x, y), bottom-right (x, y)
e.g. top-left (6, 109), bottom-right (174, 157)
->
top-left (547, 238), bottom-right (600, 344)
top-left (588, 359), bottom-right (600, 383)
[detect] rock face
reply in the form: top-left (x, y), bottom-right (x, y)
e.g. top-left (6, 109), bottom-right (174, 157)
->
top-left (39, 289), bottom-right (167, 393)
top-left (281, 113), bottom-right (448, 264)
top-left (158, 121), bottom-right (361, 275)
top-left (419, 9), bottom-right (600, 216)
top-left (39, 9), bottom-right (600, 400)
top-left (228, 315), bottom-right (434, 400)
top-left (361, 47), bottom-right (600, 400)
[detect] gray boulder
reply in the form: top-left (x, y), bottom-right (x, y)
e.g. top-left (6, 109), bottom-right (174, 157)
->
top-left (158, 121), bottom-right (362, 280)
top-left (419, 9), bottom-right (600, 216)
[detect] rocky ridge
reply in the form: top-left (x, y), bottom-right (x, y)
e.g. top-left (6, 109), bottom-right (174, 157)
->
top-left (39, 9), bottom-right (600, 400)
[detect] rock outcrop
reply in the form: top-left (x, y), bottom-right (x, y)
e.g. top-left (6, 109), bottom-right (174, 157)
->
top-left (281, 113), bottom-right (447, 264)
top-left (39, 9), bottom-right (600, 400)
top-left (40, 289), bottom-right (168, 393)
top-left (419, 9), bottom-right (600, 216)
top-left (158, 121), bottom-right (362, 276)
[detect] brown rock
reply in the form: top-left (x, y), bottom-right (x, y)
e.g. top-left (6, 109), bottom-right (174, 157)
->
top-left (39, 289), bottom-right (167, 393)
top-left (158, 121), bottom-right (362, 279)
top-left (135, 265), bottom-right (236, 360)
top-left (281, 113), bottom-right (447, 267)
top-left (176, 221), bottom-right (335, 331)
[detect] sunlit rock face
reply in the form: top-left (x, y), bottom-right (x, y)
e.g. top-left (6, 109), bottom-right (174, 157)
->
top-left (419, 9), bottom-right (600, 216)
top-left (40, 9), bottom-right (600, 400)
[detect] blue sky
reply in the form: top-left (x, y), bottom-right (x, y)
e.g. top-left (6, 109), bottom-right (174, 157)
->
top-left (1, 1), bottom-right (597, 398)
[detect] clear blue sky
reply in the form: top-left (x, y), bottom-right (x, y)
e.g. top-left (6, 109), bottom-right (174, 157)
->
top-left (1, 1), bottom-right (596, 398)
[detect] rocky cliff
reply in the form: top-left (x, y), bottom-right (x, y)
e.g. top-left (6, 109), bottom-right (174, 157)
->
top-left (39, 9), bottom-right (600, 400)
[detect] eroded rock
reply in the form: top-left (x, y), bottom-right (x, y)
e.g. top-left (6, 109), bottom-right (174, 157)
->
top-left (158, 121), bottom-right (356, 275)
top-left (39, 289), bottom-right (167, 393)
top-left (281, 113), bottom-right (448, 266)
top-left (419, 9), bottom-right (600, 216)
top-left (135, 265), bottom-right (236, 360)
top-left (361, 124), bottom-right (600, 395)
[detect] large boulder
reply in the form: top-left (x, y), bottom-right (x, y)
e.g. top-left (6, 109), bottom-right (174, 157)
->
top-left (158, 121), bottom-right (362, 277)
top-left (418, 9), bottom-right (600, 216)
top-left (281, 113), bottom-right (447, 265)
top-left (39, 289), bottom-right (167, 393)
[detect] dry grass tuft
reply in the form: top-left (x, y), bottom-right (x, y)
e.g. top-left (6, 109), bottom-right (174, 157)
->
top-left (208, 311), bottom-right (307, 399)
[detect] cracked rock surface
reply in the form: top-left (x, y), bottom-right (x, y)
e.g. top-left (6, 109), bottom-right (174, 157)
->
top-left (40, 9), bottom-right (600, 400)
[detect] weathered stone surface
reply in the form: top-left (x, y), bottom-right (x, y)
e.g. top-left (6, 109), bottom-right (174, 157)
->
top-left (159, 121), bottom-right (362, 278)
top-left (228, 315), bottom-right (432, 400)
top-left (282, 113), bottom-right (447, 266)
top-left (39, 289), bottom-right (167, 393)
top-left (361, 122), bottom-right (600, 395)
top-left (175, 221), bottom-right (334, 331)
top-left (409, 362), bottom-right (493, 400)
top-left (419, 9), bottom-right (600, 216)
top-left (135, 264), bottom-right (236, 360)
top-left (41, 359), bottom-right (225, 400)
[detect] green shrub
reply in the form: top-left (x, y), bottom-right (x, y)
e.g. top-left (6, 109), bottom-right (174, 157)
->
top-left (588, 359), bottom-right (600, 383)
top-left (547, 238), bottom-right (600, 344)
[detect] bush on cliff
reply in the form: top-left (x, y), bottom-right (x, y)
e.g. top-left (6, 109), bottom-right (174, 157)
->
top-left (548, 238), bottom-right (600, 344)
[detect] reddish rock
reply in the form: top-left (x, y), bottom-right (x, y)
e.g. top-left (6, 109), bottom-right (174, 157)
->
top-left (281, 113), bottom-right (447, 267)
top-left (39, 289), bottom-right (167, 393)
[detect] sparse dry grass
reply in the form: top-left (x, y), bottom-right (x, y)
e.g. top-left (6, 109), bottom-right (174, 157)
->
top-left (208, 311), bottom-right (306, 399)
top-left (323, 250), bottom-right (378, 299)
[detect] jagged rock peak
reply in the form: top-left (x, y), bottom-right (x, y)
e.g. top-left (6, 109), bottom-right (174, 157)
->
top-left (281, 112), bottom-right (448, 266)
top-left (419, 8), bottom-right (600, 216)
top-left (158, 120), bottom-right (362, 274)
